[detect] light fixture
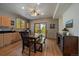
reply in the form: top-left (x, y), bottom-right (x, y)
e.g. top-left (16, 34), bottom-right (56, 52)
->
top-left (30, 9), bottom-right (44, 16)
top-left (22, 6), bottom-right (25, 10)
top-left (31, 9), bottom-right (40, 16)
top-left (28, 3), bottom-right (44, 16)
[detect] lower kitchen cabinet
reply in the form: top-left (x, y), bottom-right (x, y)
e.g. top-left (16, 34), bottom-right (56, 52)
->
top-left (0, 32), bottom-right (21, 48)
top-left (3, 33), bottom-right (12, 46)
top-left (0, 34), bottom-right (4, 48)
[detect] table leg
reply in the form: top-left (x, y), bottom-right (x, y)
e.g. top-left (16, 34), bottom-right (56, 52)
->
top-left (34, 39), bottom-right (36, 53)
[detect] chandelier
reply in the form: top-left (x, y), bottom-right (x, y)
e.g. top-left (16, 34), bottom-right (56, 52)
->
top-left (31, 9), bottom-right (40, 16)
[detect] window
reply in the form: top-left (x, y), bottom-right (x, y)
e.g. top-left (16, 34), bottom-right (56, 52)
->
top-left (21, 20), bottom-right (25, 29)
top-left (16, 18), bottom-right (21, 29)
top-left (16, 18), bottom-right (26, 29)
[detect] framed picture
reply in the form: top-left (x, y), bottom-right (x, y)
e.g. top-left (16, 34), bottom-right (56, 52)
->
top-left (50, 24), bottom-right (55, 29)
top-left (66, 19), bottom-right (73, 28)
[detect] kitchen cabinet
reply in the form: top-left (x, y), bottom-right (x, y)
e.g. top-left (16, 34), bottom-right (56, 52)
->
top-left (0, 34), bottom-right (4, 48)
top-left (16, 32), bottom-right (21, 41)
top-left (11, 32), bottom-right (20, 43)
top-left (0, 16), bottom-right (2, 26)
top-left (0, 16), bottom-right (11, 27)
top-left (3, 32), bottom-right (21, 46)
top-left (0, 32), bottom-right (21, 48)
top-left (3, 33), bottom-right (12, 46)
top-left (11, 33), bottom-right (17, 43)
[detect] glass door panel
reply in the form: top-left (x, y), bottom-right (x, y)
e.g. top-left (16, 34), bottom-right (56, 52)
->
top-left (34, 24), bottom-right (40, 33)
top-left (40, 24), bottom-right (46, 37)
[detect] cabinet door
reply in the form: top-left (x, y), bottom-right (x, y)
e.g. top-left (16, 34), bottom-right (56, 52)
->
top-left (7, 17), bottom-right (11, 27)
top-left (16, 32), bottom-right (21, 41)
top-left (3, 33), bottom-right (12, 46)
top-left (1, 16), bottom-right (6, 26)
top-left (0, 16), bottom-right (2, 26)
top-left (63, 36), bottom-right (78, 56)
top-left (11, 33), bottom-right (17, 43)
top-left (0, 34), bottom-right (4, 48)
top-left (2, 16), bottom-right (11, 27)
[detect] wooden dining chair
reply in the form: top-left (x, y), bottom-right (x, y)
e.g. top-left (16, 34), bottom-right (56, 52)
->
top-left (36, 35), bottom-right (46, 52)
top-left (20, 31), bottom-right (34, 56)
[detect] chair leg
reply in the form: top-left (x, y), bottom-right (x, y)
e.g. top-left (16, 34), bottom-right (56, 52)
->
top-left (40, 44), bottom-right (43, 52)
top-left (29, 47), bottom-right (31, 56)
top-left (22, 45), bottom-right (24, 53)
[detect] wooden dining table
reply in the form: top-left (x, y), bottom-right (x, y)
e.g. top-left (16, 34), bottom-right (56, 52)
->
top-left (27, 34), bottom-right (40, 53)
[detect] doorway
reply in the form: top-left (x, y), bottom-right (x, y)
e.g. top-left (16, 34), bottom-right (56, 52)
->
top-left (34, 23), bottom-right (47, 37)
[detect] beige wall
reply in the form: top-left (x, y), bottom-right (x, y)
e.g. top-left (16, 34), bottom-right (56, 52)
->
top-left (30, 18), bottom-right (59, 39)
top-left (58, 4), bottom-right (79, 36)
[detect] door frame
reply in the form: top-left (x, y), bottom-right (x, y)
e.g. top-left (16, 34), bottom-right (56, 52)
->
top-left (34, 23), bottom-right (47, 38)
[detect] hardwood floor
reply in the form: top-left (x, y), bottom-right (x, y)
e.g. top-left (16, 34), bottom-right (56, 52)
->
top-left (0, 39), bottom-right (62, 56)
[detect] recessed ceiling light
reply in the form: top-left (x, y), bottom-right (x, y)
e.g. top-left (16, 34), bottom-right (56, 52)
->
top-left (22, 6), bottom-right (25, 9)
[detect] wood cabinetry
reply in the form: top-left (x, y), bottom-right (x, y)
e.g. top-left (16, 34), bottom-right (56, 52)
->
top-left (0, 16), bottom-right (2, 26)
top-left (11, 33), bottom-right (17, 43)
top-left (16, 32), bottom-right (21, 41)
top-left (4, 33), bottom-right (12, 46)
top-left (57, 34), bottom-right (78, 56)
top-left (11, 32), bottom-right (21, 43)
top-left (0, 16), bottom-right (11, 27)
top-left (0, 34), bottom-right (4, 48)
top-left (0, 32), bottom-right (21, 48)
top-left (63, 36), bottom-right (78, 56)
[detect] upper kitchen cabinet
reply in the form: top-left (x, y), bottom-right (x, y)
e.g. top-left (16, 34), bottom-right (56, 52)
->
top-left (0, 16), bottom-right (11, 28)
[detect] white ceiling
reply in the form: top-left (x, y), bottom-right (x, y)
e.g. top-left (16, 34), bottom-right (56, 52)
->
top-left (0, 3), bottom-right (72, 20)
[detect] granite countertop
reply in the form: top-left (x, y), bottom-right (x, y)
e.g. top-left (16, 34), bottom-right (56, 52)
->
top-left (0, 31), bottom-right (16, 33)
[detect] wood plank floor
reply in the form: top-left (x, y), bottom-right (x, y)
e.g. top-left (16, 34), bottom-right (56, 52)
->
top-left (0, 39), bottom-right (62, 56)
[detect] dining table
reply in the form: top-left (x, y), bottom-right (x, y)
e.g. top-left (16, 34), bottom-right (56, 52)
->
top-left (27, 34), bottom-right (40, 53)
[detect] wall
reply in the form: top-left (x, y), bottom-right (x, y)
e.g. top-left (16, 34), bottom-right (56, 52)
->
top-left (30, 18), bottom-right (59, 39)
top-left (63, 4), bottom-right (79, 36)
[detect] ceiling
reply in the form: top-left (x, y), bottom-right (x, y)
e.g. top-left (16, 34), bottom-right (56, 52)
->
top-left (0, 3), bottom-right (72, 20)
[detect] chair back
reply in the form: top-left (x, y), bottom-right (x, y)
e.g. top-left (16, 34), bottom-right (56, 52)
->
top-left (20, 31), bottom-right (30, 46)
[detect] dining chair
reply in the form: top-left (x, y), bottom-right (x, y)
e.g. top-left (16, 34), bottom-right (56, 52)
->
top-left (36, 35), bottom-right (46, 52)
top-left (20, 31), bottom-right (34, 56)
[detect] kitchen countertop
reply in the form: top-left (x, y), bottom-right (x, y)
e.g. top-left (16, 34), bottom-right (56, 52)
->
top-left (0, 31), bottom-right (16, 33)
